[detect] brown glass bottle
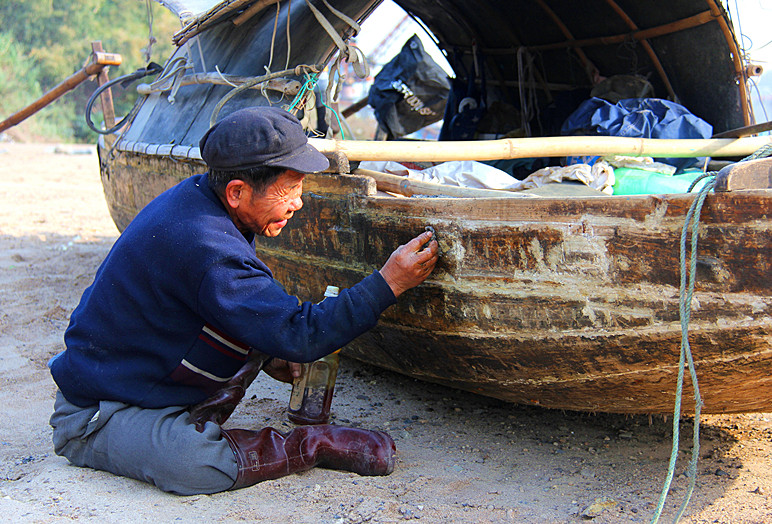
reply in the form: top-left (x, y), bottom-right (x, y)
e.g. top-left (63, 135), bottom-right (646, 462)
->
top-left (287, 286), bottom-right (341, 425)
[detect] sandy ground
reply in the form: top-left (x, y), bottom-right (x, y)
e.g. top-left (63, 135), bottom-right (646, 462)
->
top-left (0, 141), bottom-right (770, 523)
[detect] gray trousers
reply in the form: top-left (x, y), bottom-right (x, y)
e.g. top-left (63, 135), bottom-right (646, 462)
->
top-left (50, 391), bottom-right (238, 495)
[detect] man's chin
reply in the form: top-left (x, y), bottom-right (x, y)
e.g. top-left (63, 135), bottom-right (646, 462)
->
top-left (259, 218), bottom-right (291, 237)
top-left (264, 223), bottom-right (287, 237)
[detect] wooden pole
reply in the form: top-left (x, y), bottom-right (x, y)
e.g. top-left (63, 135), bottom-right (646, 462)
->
top-left (309, 135), bottom-right (772, 162)
top-left (233, 0), bottom-right (281, 26)
top-left (531, 10), bottom-right (715, 52)
top-left (136, 75), bottom-right (302, 96)
top-left (712, 120), bottom-right (772, 138)
top-left (353, 168), bottom-right (534, 198)
top-left (91, 42), bottom-right (116, 130)
top-left (341, 96), bottom-right (369, 119)
top-left (0, 51), bottom-right (121, 134)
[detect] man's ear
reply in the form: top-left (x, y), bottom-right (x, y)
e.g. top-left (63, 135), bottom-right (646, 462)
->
top-left (223, 179), bottom-right (247, 209)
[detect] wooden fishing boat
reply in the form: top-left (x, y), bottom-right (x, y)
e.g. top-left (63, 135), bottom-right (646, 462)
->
top-left (96, 0), bottom-right (771, 414)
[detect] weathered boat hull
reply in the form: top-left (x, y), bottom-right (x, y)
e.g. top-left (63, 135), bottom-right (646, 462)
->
top-left (100, 145), bottom-right (772, 414)
top-left (94, 0), bottom-right (772, 414)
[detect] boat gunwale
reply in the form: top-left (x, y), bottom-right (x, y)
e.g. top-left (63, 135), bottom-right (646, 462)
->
top-left (105, 140), bottom-right (772, 225)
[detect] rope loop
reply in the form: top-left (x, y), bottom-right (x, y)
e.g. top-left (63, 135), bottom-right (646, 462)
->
top-left (650, 174), bottom-right (715, 524)
top-left (85, 62), bottom-right (163, 135)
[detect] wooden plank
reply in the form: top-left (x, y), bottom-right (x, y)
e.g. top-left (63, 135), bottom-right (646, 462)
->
top-left (353, 168), bottom-right (536, 199)
top-left (257, 248), bottom-right (772, 414)
top-left (304, 172), bottom-right (376, 196)
top-left (714, 157), bottom-right (772, 191)
top-left (91, 41), bottom-right (116, 130)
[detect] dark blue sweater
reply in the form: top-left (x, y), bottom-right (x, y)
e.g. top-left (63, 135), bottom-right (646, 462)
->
top-left (49, 174), bottom-right (396, 408)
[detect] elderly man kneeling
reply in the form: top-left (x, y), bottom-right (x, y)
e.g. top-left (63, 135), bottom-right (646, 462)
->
top-left (48, 107), bottom-right (439, 495)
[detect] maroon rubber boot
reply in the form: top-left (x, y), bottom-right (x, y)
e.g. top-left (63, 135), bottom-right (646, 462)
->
top-left (188, 353), bottom-right (272, 431)
top-left (222, 425), bottom-right (396, 489)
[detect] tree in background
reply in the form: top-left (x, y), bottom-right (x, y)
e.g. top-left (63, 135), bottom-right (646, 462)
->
top-left (0, 0), bottom-right (179, 142)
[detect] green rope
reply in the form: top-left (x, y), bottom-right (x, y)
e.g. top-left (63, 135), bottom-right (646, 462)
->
top-left (674, 177), bottom-right (712, 521)
top-left (209, 66), bottom-right (318, 127)
top-left (744, 141), bottom-right (772, 160)
top-left (287, 73), bottom-right (318, 112)
top-left (322, 98), bottom-right (346, 140)
top-left (287, 72), bottom-right (346, 140)
top-left (651, 144), bottom-right (772, 523)
top-left (649, 176), bottom-right (712, 524)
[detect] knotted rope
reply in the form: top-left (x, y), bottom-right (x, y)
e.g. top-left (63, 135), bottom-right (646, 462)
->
top-left (209, 64), bottom-right (320, 127)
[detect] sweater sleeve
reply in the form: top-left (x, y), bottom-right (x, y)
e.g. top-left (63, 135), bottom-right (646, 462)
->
top-left (197, 256), bottom-right (397, 363)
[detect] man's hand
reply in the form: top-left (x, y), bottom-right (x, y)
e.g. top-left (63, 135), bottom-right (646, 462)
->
top-left (379, 230), bottom-right (439, 298)
top-left (262, 358), bottom-right (303, 384)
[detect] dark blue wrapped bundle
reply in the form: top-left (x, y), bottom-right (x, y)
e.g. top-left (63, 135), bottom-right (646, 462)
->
top-left (561, 97), bottom-right (713, 171)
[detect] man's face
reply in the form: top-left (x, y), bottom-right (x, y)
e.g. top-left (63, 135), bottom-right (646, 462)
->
top-left (231, 170), bottom-right (305, 237)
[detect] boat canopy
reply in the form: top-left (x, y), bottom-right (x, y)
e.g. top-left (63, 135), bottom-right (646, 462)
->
top-left (133, 0), bottom-right (752, 152)
top-left (389, 0), bottom-right (750, 132)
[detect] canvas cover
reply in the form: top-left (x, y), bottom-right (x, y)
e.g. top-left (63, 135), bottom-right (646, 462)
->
top-left (154, 0), bottom-right (221, 18)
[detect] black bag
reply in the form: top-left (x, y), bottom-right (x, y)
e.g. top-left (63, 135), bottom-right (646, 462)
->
top-left (368, 35), bottom-right (450, 139)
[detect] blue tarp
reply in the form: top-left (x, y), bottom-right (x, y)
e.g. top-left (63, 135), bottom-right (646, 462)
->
top-left (561, 98), bottom-right (713, 171)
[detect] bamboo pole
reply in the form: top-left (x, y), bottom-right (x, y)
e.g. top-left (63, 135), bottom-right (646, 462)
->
top-left (354, 168), bottom-right (534, 198)
top-left (309, 135), bottom-right (772, 163)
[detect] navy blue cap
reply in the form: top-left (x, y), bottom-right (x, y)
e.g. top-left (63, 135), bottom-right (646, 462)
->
top-left (199, 106), bottom-right (329, 173)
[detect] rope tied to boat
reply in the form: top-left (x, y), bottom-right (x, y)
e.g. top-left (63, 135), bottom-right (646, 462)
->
top-left (739, 141), bottom-right (772, 161)
top-left (285, 71), bottom-right (347, 139)
top-left (651, 143), bottom-right (772, 523)
top-left (303, 0), bottom-right (369, 137)
top-left (147, 56), bottom-right (192, 104)
top-left (303, 0), bottom-right (364, 71)
top-left (209, 64), bottom-right (320, 127)
top-left (84, 62), bottom-right (163, 135)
